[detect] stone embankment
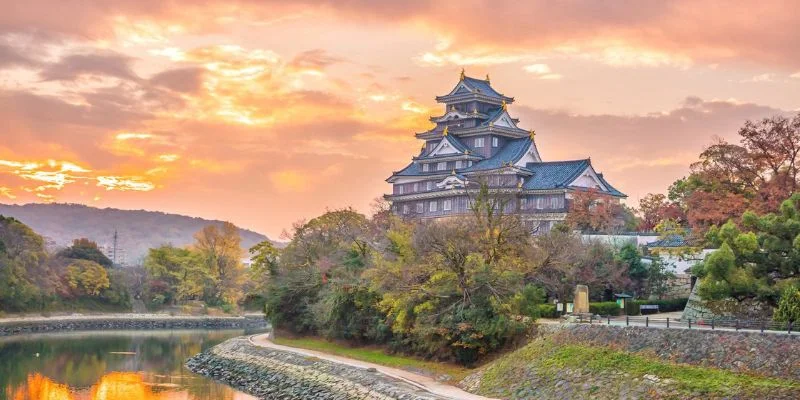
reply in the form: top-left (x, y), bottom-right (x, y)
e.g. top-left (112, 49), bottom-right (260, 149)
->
top-left (0, 314), bottom-right (267, 336)
top-left (538, 323), bottom-right (799, 380)
top-left (461, 323), bottom-right (800, 400)
top-left (186, 337), bottom-right (451, 400)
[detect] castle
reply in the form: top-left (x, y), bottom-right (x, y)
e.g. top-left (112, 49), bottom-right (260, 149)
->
top-left (385, 71), bottom-right (625, 233)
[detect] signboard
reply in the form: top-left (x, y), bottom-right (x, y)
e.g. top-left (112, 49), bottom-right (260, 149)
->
top-left (556, 303), bottom-right (563, 312)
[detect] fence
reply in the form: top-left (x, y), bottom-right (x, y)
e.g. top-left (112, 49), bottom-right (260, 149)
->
top-left (577, 314), bottom-right (796, 334)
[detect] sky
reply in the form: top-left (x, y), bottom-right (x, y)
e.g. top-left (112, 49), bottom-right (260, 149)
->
top-left (0, 0), bottom-right (799, 238)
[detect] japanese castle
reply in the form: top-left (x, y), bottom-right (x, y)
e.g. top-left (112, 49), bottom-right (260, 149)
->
top-left (385, 70), bottom-right (625, 233)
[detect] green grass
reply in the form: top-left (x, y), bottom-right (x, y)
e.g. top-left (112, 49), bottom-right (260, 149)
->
top-left (479, 337), bottom-right (800, 397)
top-left (272, 336), bottom-right (472, 382)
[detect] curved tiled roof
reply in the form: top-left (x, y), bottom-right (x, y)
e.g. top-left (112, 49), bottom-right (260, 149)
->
top-left (522, 159), bottom-right (591, 190)
top-left (460, 137), bottom-right (533, 172)
top-left (462, 76), bottom-right (503, 98)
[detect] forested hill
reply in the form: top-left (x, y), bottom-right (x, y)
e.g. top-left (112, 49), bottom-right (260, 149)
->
top-left (0, 203), bottom-right (269, 263)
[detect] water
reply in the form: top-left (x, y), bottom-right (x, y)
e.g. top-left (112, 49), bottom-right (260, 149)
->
top-left (0, 329), bottom-right (258, 400)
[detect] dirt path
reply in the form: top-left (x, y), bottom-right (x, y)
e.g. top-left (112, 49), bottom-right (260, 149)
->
top-left (248, 333), bottom-right (497, 400)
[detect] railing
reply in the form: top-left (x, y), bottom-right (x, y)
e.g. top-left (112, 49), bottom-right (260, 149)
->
top-left (575, 314), bottom-right (796, 334)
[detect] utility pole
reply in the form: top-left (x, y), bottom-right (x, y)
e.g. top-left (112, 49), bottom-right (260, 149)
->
top-left (112, 230), bottom-right (118, 266)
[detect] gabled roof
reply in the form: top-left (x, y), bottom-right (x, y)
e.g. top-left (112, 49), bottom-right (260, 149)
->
top-left (460, 137), bottom-right (534, 172)
top-left (461, 76), bottom-right (503, 98)
top-left (438, 75), bottom-right (513, 102)
top-left (646, 235), bottom-right (689, 248)
top-left (419, 134), bottom-right (472, 159)
top-left (522, 159), bottom-right (591, 190)
top-left (596, 173), bottom-right (626, 197)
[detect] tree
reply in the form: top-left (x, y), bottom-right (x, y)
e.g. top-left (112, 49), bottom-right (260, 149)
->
top-left (0, 216), bottom-right (49, 311)
top-left (58, 238), bottom-right (113, 267)
top-left (247, 240), bottom-right (280, 295)
top-left (565, 189), bottom-right (627, 233)
top-left (774, 286), bottom-right (800, 324)
top-left (193, 222), bottom-right (245, 305)
top-left (638, 193), bottom-right (686, 231)
top-left (692, 195), bottom-right (800, 306)
top-left (66, 260), bottom-right (110, 296)
top-left (144, 245), bottom-right (207, 305)
top-left (668, 113), bottom-right (800, 232)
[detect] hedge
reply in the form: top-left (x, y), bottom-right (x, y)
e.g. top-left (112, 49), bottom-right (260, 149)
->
top-left (537, 304), bottom-right (559, 318)
top-left (634, 298), bottom-right (688, 314)
top-left (589, 302), bottom-right (621, 316)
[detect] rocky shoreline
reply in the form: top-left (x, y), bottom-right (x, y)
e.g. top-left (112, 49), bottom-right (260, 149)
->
top-left (186, 337), bottom-right (449, 400)
top-left (0, 314), bottom-right (267, 336)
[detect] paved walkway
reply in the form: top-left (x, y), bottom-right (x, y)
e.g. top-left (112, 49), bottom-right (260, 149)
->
top-left (248, 334), bottom-right (496, 400)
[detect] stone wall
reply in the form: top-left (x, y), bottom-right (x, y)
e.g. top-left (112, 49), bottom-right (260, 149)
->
top-left (0, 315), bottom-right (267, 337)
top-left (682, 284), bottom-right (773, 321)
top-left (536, 323), bottom-right (800, 380)
top-left (186, 337), bottom-right (446, 400)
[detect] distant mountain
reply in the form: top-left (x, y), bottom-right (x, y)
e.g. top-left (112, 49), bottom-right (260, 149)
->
top-left (0, 203), bottom-right (270, 264)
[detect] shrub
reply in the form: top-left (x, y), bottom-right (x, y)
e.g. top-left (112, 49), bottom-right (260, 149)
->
top-left (625, 302), bottom-right (641, 316)
top-left (537, 304), bottom-right (559, 318)
top-left (774, 286), bottom-right (800, 323)
top-left (634, 298), bottom-right (689, 314)
top-left (589, 302), bottom-right (621, 316)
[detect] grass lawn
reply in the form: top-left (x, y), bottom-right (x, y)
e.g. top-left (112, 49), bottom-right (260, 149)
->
top-left (272, 336), bottom-right (473, 382)
top-left (479, 337), bottom-right (800, 398)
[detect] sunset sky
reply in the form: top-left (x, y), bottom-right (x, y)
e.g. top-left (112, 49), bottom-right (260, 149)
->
top-left (1, 1), bottom-right (799, 238)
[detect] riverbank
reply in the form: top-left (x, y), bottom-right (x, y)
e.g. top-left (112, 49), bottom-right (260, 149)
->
top-left (186, 334), bottom-right (494, 400)
top-left (0, 313), bottom-right (267, 336)
top-left (463, 324), bottom-right (800, 399)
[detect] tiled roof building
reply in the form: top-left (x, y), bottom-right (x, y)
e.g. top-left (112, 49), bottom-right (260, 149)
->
top-left (386, 71), bottom-right (626, 233)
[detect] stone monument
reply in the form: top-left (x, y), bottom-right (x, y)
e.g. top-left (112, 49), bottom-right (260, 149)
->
top-left (574, 285), bottom-right (589, 314)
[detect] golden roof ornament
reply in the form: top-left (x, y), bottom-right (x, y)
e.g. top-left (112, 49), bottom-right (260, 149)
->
top-left (529, 129), bottom-right (536, 139)
top-left (517, 181), bottom-right (523, 188)
top-left (442, 126), bottom-right (449, 136)
top-left (459, 68), bottom-right (465, 81)
top-left (501, 100), bottom-right (507, 111)
top-left (485, 73), bottom-right (490, 83)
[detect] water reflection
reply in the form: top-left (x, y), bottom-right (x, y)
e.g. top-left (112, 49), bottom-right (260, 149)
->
top-left (0, 330), bottom-right (257, 400)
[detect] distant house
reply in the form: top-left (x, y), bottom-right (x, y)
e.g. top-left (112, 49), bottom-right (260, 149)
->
top-left (385, 71), bottom-right (626, 233)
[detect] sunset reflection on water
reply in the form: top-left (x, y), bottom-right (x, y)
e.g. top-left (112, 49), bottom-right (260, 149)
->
top-left (0, 330), bottom-right (256, 400)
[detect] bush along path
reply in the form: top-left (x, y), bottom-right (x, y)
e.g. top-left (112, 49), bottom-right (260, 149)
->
top-left (185, 334), bottom-right (495, 400)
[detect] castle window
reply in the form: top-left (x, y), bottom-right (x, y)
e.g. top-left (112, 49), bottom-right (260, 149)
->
top-left (426, 181), bottom-right (433, 191)
top-left (536, 197), bottom-right (544, 209)
top-left (423, 164), bottom-right (429, 172)
top-left (474, 138), bottom-right (484, 148)
top-left (437, 162), bottom-right (446, 171)
top-left (402, 204), bottom-right (409, 214)
top-left (520, 198), bottom-right (527, 210)
top-left (429, 201), bottom-right (438, 212)
top-left (413, 182), bottom-right (419, 192)
top-left (492, 137), bottom-right (499, 147)
top-left (455, 160), bottom-right (461, 168)
top-left (443, 199), bottom-right (452, 211)
top-left (416, 203), bottom-right (424, 213)
top-left (398, 185), bottom-right (404, 195)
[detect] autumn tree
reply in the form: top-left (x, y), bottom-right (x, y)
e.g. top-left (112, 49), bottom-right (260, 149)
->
top-left (638, 193), bottom-right (686, 231)
top-left (144, 245), bottom-right (207, 305)
top-left (66, 260), bottom-right (110, 296)
top-left (565, 189), bottom-right (630, 233)
top-left (193, 222), bottom-right (245, 305)
top-left (669, 113), bottom-right (800, 231)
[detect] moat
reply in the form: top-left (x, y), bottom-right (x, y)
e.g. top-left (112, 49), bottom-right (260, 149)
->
top-left (0, 329), bottom-right (257, 400)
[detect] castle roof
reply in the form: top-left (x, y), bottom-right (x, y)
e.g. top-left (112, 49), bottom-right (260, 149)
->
top-left (436, 74), bottom-right (514, 103)
top-left (460, 137), bottom-right (534, 172)
top-left (522, 159), bottom-right (590, 190)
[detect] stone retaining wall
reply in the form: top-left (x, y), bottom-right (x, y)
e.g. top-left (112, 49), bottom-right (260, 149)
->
top-left (0, 315), bottom-right (267, 337)
top-left (186, 337), bottom-right (446, 400)
top-left (536, 323), bottom-right (800, 380)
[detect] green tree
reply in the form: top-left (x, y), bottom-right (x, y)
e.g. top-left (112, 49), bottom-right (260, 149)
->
top-left (774, 286), bottom-right (800, 324)
top-left (144, 245), bottom-right (207, 305)
top-left (0, 216), bottom-right (48, 311)
top-left (58, 238), bottom-right (113, 267)
top-left (692, 195), bottom-right (800, 306)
